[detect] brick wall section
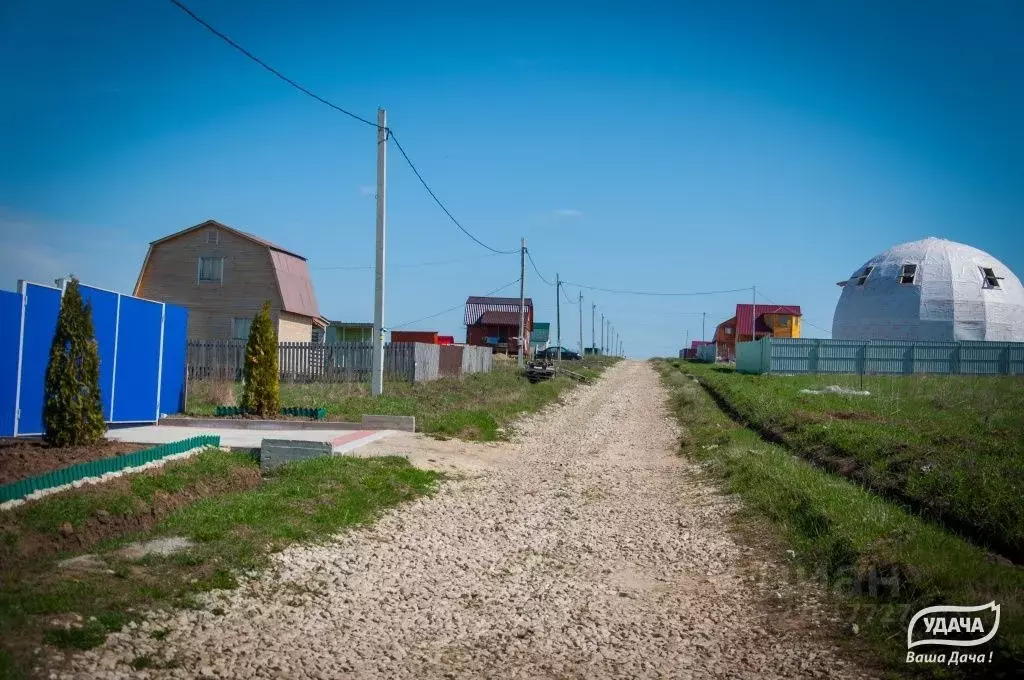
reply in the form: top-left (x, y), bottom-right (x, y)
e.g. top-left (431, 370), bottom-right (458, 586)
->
top-left (260, 439), bottom-right (332, 472)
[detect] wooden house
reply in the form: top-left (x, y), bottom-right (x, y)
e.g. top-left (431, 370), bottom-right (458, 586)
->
top-left (134, 219), bottom-right (327, 342)
top-left (464, 296), bottom-right (534, 355)
top-left (713, 304), bottom-right (802, 360)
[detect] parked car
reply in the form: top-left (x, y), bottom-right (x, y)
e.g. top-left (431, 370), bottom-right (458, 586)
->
top-left (536, 346), bottom-right (580, 360)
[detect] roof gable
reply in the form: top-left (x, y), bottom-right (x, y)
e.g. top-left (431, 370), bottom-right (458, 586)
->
top-left (735, 304), bottom-right (802, 335)
top-left (464, 296), bottom-right (534, 325)
top-left (149, 220), bottom-right (307, 260)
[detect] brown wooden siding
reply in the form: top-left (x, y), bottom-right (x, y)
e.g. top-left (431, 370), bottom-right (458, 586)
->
top-left (135, 226), bottom-right (287, 341)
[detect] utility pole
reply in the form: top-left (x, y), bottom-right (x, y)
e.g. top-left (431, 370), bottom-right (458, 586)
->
top-left (371, 108), bottom-right (387, 397)
top-left (702, 312), bottom-right (706, 343)
top-left (578, 291), bottom-right (583, 357)
top-left (752, 285), bottom-right (756, 343)
top-left (555, 273), bottom-right (562, 368)
top-left (517, 238), bottom-right (526, 368)
top-left (591, 303), bottom-right (596, 355)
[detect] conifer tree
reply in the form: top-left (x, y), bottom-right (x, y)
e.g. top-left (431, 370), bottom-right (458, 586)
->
top-left (43, 278), bottom-right (106, 446)
top-left (240, 301), bottom-right (280, 417)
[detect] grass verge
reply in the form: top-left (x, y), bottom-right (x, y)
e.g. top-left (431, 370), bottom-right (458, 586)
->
top-left (655, 359), bottom-right (1024, 678)
top-left (186, 357), bottom-right (621, 441)
top-left (681, 361), bottom-right (1024, 562)
top-left (0, 451), bottom-right (438, 678)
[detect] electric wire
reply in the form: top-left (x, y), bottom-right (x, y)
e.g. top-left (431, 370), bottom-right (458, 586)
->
top-left (391, 278), bottom-right (521, 330)
top-left (168, 0), bottom-right (378, 128)
top-left (526, 250), bottom-right (555, 286)
top-left (311, 252), bottom-right (510, 271)
top-left (755, 290), bottom-right (833, 335)
top-left (389, 132), bottom-right (520, 255)
top-left (564, 282), bottom-right (755, 297)
top-left (170, 0), bottom-right (518, 256)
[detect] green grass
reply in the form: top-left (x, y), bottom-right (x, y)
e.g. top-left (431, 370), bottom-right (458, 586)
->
top-left (681, 361), bottom-right (1024, 561)
top-left (186, 357), bottom-right (621, 441)
top-left (2, 449), bottom-right (252, 538)
top-left (655, 360), bottom-right (1024, 677)
top-left (0, 452), bottom-right (439, 677)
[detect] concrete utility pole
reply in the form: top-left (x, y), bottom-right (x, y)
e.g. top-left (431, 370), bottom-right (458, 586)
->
top-left (591, 303), bottom-right (596, 355)
top-left (517, 238), bottom-right (526, 368)
top-left (371, 108), bottom-right (387, 397)
top-left (600, 313), bottom-right (605, 355)
top-left (752, 285), bottom-right (756, 343)
top-left (578, 291), bottom-right (583, 357)
top-left (702, 312), bottom-right (706, 343)
top-left (555, 273), bottom-right (562, 368)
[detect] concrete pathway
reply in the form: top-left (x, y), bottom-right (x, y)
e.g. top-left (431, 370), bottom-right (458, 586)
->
top-left (107, 425), bottom-right (394, 454)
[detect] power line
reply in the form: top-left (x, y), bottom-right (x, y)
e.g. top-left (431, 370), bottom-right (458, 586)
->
top-left (561, 285), bottom-right (578, 305)
top-left (311, 252), bottom-right (510, 271)
top-left (563, 282), bottom-right (754, 297)
top-left (389, 132), bottom-right (519, 255)
top-left (526, 250), bottom-right (556, 286)
top-left (168, 0), bottom-right (378, 128)
top-left (391, 277), bottom-right (521, 329)
top-left (169, 0), bottom-right (517, 257)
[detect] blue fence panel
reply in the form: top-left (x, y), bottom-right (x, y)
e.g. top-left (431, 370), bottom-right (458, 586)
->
top-left (0, 291), bottom-right (22, 436)
top-left (79, 285), bottom-right (119, 420)
top-left (17, 283), bottom-right (62, 435)
top-left (112, 296), bottom-right (162, 422)
top-left (159, 303), bottom-right (188, 416)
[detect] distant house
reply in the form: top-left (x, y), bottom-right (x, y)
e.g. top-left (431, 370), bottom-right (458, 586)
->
top-left (464, 296), bottom-right (534, 355)
top-left (325, 321), bottom-right (374, 344)
top-left (713, 304), bottom-right (802, 360)
top-left (680, 340), bottom-right (714, 359)
top-left (134, 219), bottom-right (327, 342)
top-left (391, 330), bottom-right (440, 344)
top-left (530, 322), bottom-right (551, 355)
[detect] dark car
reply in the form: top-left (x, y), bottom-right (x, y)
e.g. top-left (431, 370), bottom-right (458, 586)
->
top-left (536, 346), bottom-right (580, 361)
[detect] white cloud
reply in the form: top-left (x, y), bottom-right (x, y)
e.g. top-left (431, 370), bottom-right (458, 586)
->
top-left (552, 209), bottom-right (583, 219)
top-left (358, 185), bottom-right (376, 197)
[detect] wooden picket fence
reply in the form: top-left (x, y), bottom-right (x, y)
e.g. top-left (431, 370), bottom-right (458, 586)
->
top-left (186, 341), bottom-right (416, 383)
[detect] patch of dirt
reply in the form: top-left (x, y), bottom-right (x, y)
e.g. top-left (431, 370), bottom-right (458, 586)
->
top-left (0, 438), bottom-right (147, 485)
top-left (827, 411), bottom-right (882, 422)
top-left (118, 536), bottom-right (195, 560)
top-left (0, 462), bottom-right (261, 564)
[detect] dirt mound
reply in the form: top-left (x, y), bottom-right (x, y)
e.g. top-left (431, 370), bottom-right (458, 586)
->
top-left (0, 438), bottom-right (146, 485)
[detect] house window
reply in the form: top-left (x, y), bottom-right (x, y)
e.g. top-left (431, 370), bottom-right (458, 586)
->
top-left (725, 328), bottom-right (733, 335)
top-left (981, 267), bottom-right (1001, 289)
top-left (856, 265), bottom-right (874, 286)
top-left (311, 327), bottom-right (324, 344)
top-left (777, 315), bottom-right (790, 326)
top-left (198, 257), bottom-right (224, 282)
top-left (899, 264), bottom-right (917, 285)
top-left (232, 317), bottom-right (252, 340)
top-left (206, 229), bottom-right (219, 244)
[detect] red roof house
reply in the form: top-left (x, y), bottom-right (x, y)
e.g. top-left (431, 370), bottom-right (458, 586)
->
top-left (464, 296), bottom-right (534, 354)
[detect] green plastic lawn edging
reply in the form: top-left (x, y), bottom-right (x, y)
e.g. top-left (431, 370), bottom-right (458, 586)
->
top-left (0, 435), bottom-right (221, 505)
top-left (214, 406), bottom-right (327, 420)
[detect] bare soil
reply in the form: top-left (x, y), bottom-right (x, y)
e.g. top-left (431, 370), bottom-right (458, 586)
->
top-left (0, 438), bottom-right (146, 485)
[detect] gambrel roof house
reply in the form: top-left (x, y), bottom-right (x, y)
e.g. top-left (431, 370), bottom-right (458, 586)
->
top-left (134, 219), bottom-right (327, 342)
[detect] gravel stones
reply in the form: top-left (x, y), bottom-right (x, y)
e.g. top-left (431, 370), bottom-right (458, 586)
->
top-left (67, 362), bottom-right (874, 679)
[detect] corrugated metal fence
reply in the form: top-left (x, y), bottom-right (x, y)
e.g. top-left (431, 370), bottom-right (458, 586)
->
top-left (187, 341), bottom-right (494, 383)
top-left (736, 337), bottom-right (1024, 376)
top-left (695, 344), bottom-right (718, 363)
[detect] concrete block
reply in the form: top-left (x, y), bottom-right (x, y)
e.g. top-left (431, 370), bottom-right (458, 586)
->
top-left (361, 415), bottom-right (416, 432)
top-left (260, 439), bottom-right (332, 472)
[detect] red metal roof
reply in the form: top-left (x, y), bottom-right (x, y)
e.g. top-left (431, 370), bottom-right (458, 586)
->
top-left (479, 310), bottom-right (522, 326)
top-left (464, 296), bottom-right (533, 325)
top-left (734, 304), bottom-right (801, 335)
top-left (269, 249), bottom-right (320, 319)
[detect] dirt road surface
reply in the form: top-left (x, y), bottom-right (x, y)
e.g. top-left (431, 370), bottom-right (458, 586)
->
top-left (69, 361), bottom-right (872, 679)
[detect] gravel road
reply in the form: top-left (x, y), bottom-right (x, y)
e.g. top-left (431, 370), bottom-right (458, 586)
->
top-left (69, 361), bottom-right (872, 679)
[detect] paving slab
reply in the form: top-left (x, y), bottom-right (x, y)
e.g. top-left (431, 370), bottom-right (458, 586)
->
top-left (107, 425), bottom-right (394, 453)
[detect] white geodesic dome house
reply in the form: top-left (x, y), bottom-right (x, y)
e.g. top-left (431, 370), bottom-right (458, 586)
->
top-left (832, 237), bottom-right (1024, 342)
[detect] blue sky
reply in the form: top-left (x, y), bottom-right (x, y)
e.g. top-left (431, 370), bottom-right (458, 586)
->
top-left (1, 0), bottom-right (1021, 358)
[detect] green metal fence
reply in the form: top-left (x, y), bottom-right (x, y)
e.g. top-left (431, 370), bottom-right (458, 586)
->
top-left (0, 435), bottom-right (221, 505)
top-left (736, 338), bottom-right (1024, 375)
top-left (213, 406), bottom-right (326, 419)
